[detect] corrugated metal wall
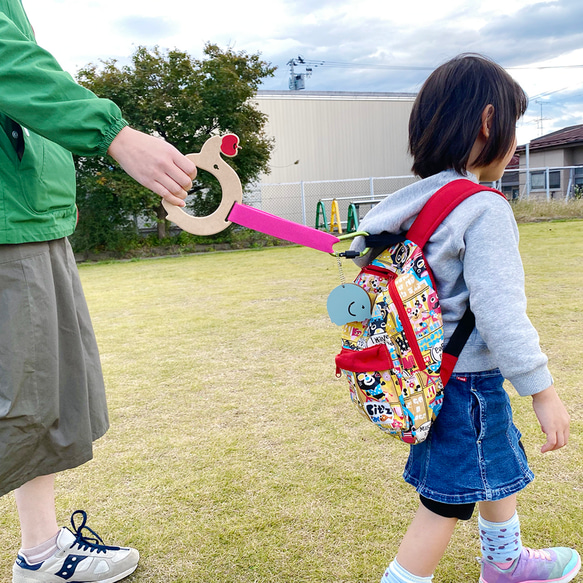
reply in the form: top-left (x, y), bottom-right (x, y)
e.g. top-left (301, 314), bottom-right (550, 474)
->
top-left (253, 91), bottom-right (416, 184)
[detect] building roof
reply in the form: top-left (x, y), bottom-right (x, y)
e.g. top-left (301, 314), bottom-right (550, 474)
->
top-left (255, 90), bottom-right (417, 101)
top-left (507, 154), bottom-right (519, 169)
top-left (517, 123), bottom-right (583, 153)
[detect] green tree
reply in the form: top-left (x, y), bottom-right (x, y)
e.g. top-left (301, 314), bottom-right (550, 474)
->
top-left (72, 43), bottom-right (275, 251)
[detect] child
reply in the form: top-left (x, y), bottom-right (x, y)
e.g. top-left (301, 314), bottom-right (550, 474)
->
top-left (351, 54), bottom-right (580, 583)
top-left (1, 1), bottom-right (195, 582)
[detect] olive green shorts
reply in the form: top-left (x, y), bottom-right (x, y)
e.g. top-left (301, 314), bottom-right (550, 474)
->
top-left (0, 238), bottom-right (109, 496)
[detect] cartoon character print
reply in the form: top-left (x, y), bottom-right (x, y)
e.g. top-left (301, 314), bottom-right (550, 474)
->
top-left (393, 332), bottom-right (410, 356)
top-left (418, 327), bottom-right (444, 355)
top-left (364, 401), bottom-right (393, 423)
top-left (355, 371), bottom-right (385, 399)
top-left (368, 316), bottom-right (385, 336)
top-left (379, 369), bottom-right (401, 397)
top-left (395, 271), bottom-right (425, 303)
top-left (428, 343), bottom-right (443, 368)
top-left (426, 288), bottom-right (439, 311)
top-left (411, 254), bottom-right (429, 280)
top-left (355, 374), bottom-right (407, 432)
top-left (352, 368), bottom-right (409, 430)
top-left (423, 378), bottom-right (441, 405)
top-left (403, 285), bottom-right (434, 329)
top-left (347, 373), bottom-right (380, 423)
top-left (366, 296), bottom-right (388, 346)
top-left (368, 311), bottom-right (386, 337)
top-left (336, 238), bottom-right (451, 445)
top-left (401, 371), bottom-right (423, 398)
top-left (404, 389), bottom-right (430, 427)
top-left (406, 303), bottom-right (427, 335)
top-left (391, 317), bottom-right (416, 371)
top-left (341, 318), bottom-right (367, 350)
top-left (355, 270), bottom-right (391, 304)
top-left (392, 242), bottom-right (412, 268)
top-left (364, 401), bottom-right (407, 431)
top-left (413, 421), bottom-right (432, 442)
top-left (366, 274), bottom-right (389, 296)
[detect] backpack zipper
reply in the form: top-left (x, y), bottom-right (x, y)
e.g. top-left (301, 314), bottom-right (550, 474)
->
top-left (388, 279), bottom-right (425, 370)
top-left (360, 264), bottom-right (392, 277)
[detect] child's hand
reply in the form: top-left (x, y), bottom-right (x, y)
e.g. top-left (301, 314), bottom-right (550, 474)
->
top-left (531, 385), bottom-right (570, 453)
top-left (107, 127), bottom-right (197, 207)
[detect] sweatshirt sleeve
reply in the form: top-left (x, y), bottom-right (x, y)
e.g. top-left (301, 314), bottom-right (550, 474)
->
top-left (0, 9), bottom-right (127, 157)
top-left (459, 194), bottom-right (553, 396)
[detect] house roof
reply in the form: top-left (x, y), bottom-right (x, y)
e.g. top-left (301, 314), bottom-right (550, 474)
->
top-left (507, 154), bottom-right (519, 169)
top-left (516, 123), bottom-right (583, 153)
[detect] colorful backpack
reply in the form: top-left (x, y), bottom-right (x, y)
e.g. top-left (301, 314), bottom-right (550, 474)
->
top-left (332, 179), bottom-right (504, 444)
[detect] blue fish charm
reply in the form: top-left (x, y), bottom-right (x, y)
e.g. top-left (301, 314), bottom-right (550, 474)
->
top-left (327, 283), bottom-right (372, 326)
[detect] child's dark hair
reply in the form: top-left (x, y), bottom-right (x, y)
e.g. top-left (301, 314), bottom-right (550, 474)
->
top-left (409, 53), bottom-right (528, 179)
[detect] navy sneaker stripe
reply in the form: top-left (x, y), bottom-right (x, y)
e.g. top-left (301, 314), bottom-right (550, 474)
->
top-left (56, 554), bottom-right (87, 580)
top-left (15, 554), bottom-right (43, 571)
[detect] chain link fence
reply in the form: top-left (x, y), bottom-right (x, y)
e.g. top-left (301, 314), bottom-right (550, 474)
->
top-left (493, 165), bottom-right (583, 202)
top-left (247, 175), bottom-right (418, 230)
top-left (247, 165), bottom-right (583, 230)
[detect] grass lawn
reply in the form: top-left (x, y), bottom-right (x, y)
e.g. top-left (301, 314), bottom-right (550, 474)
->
top-left (0, 220), bottom-right (581, 582)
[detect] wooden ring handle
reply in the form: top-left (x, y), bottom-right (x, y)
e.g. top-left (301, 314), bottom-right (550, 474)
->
top-left (162, 134), bottom-right (242, 235)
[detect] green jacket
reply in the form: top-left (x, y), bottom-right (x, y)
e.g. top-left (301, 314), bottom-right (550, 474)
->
top-left (0, 0), bottom-right (128, 244)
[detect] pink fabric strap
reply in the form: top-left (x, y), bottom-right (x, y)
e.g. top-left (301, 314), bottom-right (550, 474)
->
top-left (228, 202), bottom-right (340, 254)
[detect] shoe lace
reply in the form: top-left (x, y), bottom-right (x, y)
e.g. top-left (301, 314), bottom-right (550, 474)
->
top-left (69, 510), bottom-right (120, 554)
top-left (524, 547), bottom-right (552, 561)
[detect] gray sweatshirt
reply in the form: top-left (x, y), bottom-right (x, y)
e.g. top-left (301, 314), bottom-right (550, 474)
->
top-left (350, 169), bottom-right (552, 397)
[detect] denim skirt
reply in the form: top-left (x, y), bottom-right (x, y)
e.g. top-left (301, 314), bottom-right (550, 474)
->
top-left (0, 239), bottom-right (109, 496)
top-left (403, 369), bottom-right (534, 503)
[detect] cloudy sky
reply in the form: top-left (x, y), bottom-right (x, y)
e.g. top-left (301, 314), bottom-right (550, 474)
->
top-left (23, 0), bottom-right (583, 145)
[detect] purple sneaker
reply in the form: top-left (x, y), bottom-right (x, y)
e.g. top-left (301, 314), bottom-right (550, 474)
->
top-left (480, 547), bottom-right (581, 583)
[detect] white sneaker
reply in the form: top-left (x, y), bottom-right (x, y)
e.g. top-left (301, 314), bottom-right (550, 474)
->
top-left (12, 511), bottom-right (139, 583)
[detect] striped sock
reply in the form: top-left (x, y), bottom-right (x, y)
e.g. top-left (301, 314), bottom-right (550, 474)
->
top-left (381, 558), bottom-right (434, 583)
top-left (479, 512), bottom-right (522, 567)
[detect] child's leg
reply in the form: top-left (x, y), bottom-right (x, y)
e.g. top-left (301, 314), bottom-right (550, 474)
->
top-left (478, 495), bottom-right (522, 566)
top-left (14, 474), bottom-right (59, 548)
top-left (390, 502), bottom-right (458, 579)
top-left (479, 493), bottom-right (517, 523)
top-left (478, 495), bottom-right (580, 583)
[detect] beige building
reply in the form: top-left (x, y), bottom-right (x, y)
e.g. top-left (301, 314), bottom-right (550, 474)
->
top-left (514, 124), bottom-right (583, 199)
top-left (253, 90), bottom-right (416, 184)
top-left (249, 90), bottom-right (417, 227)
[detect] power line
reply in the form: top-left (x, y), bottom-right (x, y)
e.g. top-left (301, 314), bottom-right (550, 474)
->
top-left (509, 64), bottom-right (583, 70)
top-left (300, 59), bottom-right (434, 71)
top-left (287, 57), bottom-right (583, 72)
top-left (529, 85), bottom-right (578, 100)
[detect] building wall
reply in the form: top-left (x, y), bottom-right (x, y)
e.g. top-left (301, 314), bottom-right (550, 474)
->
top-left (566, 146), bottom-right (583, 165)
top-left (517, 146), bottom-right (583, 199)
top-left (253, 91), bottom-right (416, 184)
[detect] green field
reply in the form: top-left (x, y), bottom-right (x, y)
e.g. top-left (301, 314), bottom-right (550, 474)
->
top-left (1, 221), bottom-right (581, 582)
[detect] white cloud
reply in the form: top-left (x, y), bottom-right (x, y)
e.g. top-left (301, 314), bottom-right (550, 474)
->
top-left (20, 0), bottom-right (583, 145)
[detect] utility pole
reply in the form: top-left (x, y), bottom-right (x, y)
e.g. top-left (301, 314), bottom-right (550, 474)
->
top-left (287, 56), bottom-right (313, 90)
top-left (535, 100), bottom-right (550, 137)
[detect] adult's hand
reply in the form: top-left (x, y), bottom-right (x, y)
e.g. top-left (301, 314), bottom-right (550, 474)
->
top-left (107, 126), bottom-right (197, 207)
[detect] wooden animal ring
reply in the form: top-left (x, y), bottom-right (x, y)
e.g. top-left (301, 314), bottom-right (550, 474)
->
top-left (162, 134), bottom-right (242, 236)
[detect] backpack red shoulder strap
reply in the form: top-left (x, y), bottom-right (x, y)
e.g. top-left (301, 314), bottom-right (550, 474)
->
top-left (405, 179), bottom-right (506, 385)
top-left (406, 179), bottom-right (506, 248)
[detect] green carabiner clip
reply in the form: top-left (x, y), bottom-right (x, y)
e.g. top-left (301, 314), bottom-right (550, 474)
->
top-left (330, 231), bottom-right (370, 258)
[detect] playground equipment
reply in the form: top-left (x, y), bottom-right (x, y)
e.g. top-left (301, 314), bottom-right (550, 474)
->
top-left (315, 197), bottom-right (386, 234)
